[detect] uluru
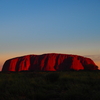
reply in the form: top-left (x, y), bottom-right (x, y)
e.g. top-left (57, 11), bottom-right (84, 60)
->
top-left (2, 53), bottom-right (98, 72)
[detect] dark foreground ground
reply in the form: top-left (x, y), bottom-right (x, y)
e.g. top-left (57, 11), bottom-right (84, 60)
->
top-left (0, 71), bottom-right (100, 100)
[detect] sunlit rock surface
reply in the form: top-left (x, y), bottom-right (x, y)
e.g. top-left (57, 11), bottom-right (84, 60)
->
top-left (2, 53), bottom-right (98, 72)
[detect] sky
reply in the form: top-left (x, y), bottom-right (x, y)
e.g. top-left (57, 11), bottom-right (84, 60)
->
top-left (0, 0), bottom-right (100, 70)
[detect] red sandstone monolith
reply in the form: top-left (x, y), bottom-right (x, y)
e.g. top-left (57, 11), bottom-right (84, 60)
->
top-left (2, 53), bottom-right (98, 72)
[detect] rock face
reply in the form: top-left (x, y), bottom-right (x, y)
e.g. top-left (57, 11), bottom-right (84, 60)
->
top-left (2, 53), bottom-right (98, 72)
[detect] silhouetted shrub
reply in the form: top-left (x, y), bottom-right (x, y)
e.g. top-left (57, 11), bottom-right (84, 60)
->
top-left (45, 72), bottom-right (60, 82)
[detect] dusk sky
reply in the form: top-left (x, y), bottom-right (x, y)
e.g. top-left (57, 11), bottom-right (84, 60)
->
top-left (0, 0), bottom-right (100, 70)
